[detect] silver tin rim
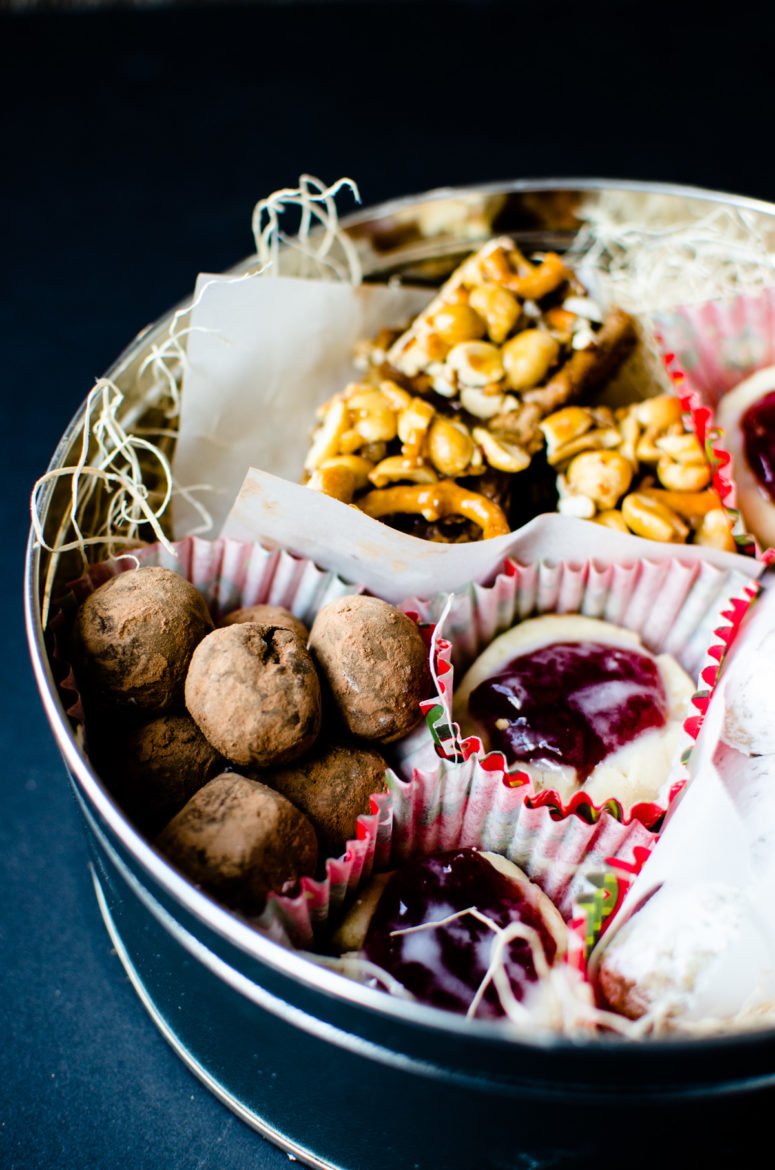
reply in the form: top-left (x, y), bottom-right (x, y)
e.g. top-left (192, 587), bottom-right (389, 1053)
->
top-left (24, 177), bottom-right (775, 1057)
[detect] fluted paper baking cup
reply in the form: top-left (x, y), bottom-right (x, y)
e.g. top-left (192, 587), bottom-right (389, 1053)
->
top-left (260, 751), bottom-right (656, 966)
top-left (653, 288), bottom-right (775, 411)
top-left (386, 755), bottom-right (659, 921)
top-left (412, 553), bottom-right (758, 813)
top-left (655, 290), bottom-right (775, 560)
top-left (51, 536), bottom-right (446, 949)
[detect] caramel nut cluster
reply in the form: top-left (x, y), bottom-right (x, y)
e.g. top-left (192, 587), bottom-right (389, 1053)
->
top-left (544, 396), bottom-right (734, 549)
top-left (304, 237), bottom-right (637, 542)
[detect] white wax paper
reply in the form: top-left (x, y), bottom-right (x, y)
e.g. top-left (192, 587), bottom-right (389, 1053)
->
top-left (594, 580), bottom-right (775, 1026)
top-left (222, 487), bottom-right (760, 604)
top-left (173, 272), bottom-right (432, 537)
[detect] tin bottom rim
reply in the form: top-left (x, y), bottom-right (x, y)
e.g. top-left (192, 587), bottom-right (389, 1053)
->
top-left (91, 866), bottom-right (337, 1170)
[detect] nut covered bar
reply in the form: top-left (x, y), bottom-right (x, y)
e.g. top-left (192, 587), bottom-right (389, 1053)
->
top-left (544, 396), bottom-right (735, 549)
top-left (303, 236), bottom-right (638, 542)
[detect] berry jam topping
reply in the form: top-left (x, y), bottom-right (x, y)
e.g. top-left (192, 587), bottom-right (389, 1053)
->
top-left (362, 849), bottom-right (558, 1018)
top-left (742, 391), bottom-right (775, 501)
top-left (468, 641), bottom-right (668, 780)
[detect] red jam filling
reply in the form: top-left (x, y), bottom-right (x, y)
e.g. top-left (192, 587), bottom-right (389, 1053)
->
top-left (362, 849), bottom-right (557, 1019)
top-left (742, 391), bottom-right (775, 501)
top-left (468, 641), bottom-right (668, 780)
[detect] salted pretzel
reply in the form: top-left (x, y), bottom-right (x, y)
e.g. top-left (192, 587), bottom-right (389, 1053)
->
top-left (357, 481), bottom-right (511, 541)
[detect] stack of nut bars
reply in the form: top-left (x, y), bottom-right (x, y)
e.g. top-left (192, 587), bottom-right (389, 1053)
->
top-left (303, 237), bottom-right (734, 550)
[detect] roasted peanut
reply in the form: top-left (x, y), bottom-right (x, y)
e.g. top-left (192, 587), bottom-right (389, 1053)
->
top-left (501, 330), bottom-right (559, 392)
top-left (429, 303), bottom-right (486, 346)
top-left (307, 464), bottom-right (360, 503)
top-left (594, 509), bottom-right (629, 533)
top-left (468, 283), bottom-right (521, 344)
top-left (338, 427), bottom-right (367, 455)
top-left (621, 493), bottom-right (689, 543)
top-left (305, 398), bottom-right (350, 471)
top-left (557, 492), bottom-right (596, 520)
top-left (566, 450), bottom-right (633, 511)
top-left (540, 406), bottom-right (594, 456)
top-left (472, 427), bottom-right (531, 473)
top-left (348, 389), bottom-right (398, 444)
top-left (427, 417), bottom-right (475, 477)
top-left (618, 414), bottom-right (641, 470)
top-left (695, 508), bottom-right (736, 551)
top-left (447, 341), bottom-right (505, 387)
top-left (656, 433), bottom-right (706, 464)
top-left (479, 245), bottom-right (518, 287)
top-left (397, 397), bottom-right (435, 458)
top-left (548, 427), bottom-right (621, 467)
top-left (641, 487), bottom-right (723, 521)
top-left (368, 457), bottom-right (438, 488)
top-left (318, 455), bottom-right (373, 491)
top-left (379, 380), bottom-right (412, 413)
top-left (631, 395), bottom-right (684, 432)
top-left (459, 387), bottom-right (512, 419)
top-left (656, 455), bottom-right (712, 492)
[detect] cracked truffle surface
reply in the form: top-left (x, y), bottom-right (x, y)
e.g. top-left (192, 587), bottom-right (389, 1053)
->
top-left (264, 741), bottom-right (388, 859)
top-left (309, 596), bottom-right (430, 743)
top-left (156, 772), bottom-right (318, 914)
top-left (73, 566), bottom-right (213, 713)
top-left (185, 622), bottom-right (322, 767)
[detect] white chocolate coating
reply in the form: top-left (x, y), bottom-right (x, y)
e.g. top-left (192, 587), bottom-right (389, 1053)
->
top-left (598, 882), bottom-right (775, 1029)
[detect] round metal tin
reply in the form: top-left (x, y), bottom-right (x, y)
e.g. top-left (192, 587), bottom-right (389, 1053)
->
top-left (25, 180), bottom-right (775, 1169)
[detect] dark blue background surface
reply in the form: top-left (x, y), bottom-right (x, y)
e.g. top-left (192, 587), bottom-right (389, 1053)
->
top-left (3, 3), bottom-right (774, 1167)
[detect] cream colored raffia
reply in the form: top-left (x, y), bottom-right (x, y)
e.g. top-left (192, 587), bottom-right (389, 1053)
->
top-left (31, 175), bottom-right (361, 564)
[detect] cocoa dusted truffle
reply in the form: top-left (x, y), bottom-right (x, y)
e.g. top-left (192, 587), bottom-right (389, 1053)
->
top-left (308, 596), bottom-right (430, 743)
top-left (73, 566), bottom-right (213, 714)
top-left (185, 623), bottom-right (322, 767)
top-left (221, 604), bottom-right (309, 643)
top-left (264, 742), bottom-right (388, 860)
top-left (114, 714), bottom-right (224, 833)
top-left (156, 773), bottom-right (318, 914)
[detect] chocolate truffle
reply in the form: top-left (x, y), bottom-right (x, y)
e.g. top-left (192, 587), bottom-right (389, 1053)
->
top-left (73, 566), bottom-right (213, 714)
top-left (156, 772), bottom-right (318, 914)
top-left (221, 604), bottom-right (309, 643)
top-left (114, 714), bottom-right (224, 833)
top-left (185, 623), bottom-right (322, 767)
top-left (308, 596), bottom-right (430, 743)
top-left (264, 742), bottom-right (388, 860)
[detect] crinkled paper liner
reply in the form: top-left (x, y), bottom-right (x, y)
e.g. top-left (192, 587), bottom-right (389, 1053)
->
top-left (268, 550), bottom-right (757, 960)
top-left (264, 748), bottom-right (654, 979)
top-left (653, 289), bottom-right (775, 562)
top-left (411, 554), bottom-right (757, 770)
top-left (653, 288), bottom-right (775, 410)
top-left (50, 536), bottom-right (433, 948)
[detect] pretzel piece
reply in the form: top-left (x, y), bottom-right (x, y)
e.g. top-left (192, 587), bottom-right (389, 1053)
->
top-left (357, 480), bottom-right (510, 540)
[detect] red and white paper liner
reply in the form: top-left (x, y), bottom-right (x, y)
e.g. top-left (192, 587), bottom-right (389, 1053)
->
top-left (262, 751), bottom-right (655, 1008)
top-left (653, 289), bottom-right (775, 562)
top-left (385, 754), bottom-right (660, 923)
top-left (411, 553), bottom-right (758, 806)
top-left (49, 536), bottom-right (444, 949)
top-left (653, 288), bottom-right (775, 412)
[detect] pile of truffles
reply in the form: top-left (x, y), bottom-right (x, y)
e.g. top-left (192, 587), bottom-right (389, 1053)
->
top-left (73, 568), bottom-right (431, 915)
